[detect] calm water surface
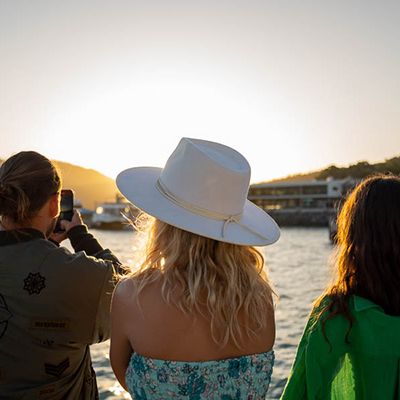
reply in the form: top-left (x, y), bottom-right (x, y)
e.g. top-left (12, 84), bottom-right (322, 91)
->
top-left (81, 227), bottom-right (333, 399)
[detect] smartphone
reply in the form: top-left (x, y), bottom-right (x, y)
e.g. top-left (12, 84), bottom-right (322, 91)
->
top-left (54, 189), bottom-right (74, 233)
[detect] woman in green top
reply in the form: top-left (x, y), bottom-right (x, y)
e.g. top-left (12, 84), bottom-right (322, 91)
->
top-left (281, 174), bottom-right (400, 400)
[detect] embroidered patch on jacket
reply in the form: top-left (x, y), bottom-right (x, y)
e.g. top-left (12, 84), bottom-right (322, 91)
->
top-left (0, 294), bottom-right (12, 339)
top-left (31, 319), bottom-right (70, 331)
top-left (44, 358), bottom-right (70, 377)
top-left (23, 272), bottom-right (46, 295)
top-left (33, 338), bottom-right (55, 347)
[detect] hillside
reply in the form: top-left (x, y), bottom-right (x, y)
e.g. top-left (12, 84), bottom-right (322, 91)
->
top-left (316, 156), bottom-right (400, 180)
top-left (2, 154), bottom-right (399, 208)
top-left (266, 171), bottom-right (320, 183)
top-left (52, 161), bottom-right (119, 210)
top-left (0, 159), bottom-right (119, 210)
top-left (263, 155), bottom-right (400, 184)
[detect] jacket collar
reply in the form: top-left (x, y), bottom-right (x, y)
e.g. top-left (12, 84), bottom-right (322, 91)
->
top-left (353, 295), bottom-right (384, 312)
top-left (0, 228), bottom-right (45, 246)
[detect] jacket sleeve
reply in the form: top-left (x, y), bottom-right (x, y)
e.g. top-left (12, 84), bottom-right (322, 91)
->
top-left (67, 225), bottom-right (123, 273)
top-left (68, 225), bottom-right (126, 343)
top-left (43, 226), bottom-right (125, 345)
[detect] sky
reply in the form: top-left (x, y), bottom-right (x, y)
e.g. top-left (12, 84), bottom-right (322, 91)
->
top-left (0, 0), bottom-right (399, 183)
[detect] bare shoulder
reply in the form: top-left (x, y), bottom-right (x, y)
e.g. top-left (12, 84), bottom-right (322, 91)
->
top-left (111, 278), bottom-right (141, 336)
top-left (112, 277), bottom-right (138, 313)
top-left (114, 277), bottom-right (135, 298)
top-left (112, 275), bottom-right (160, 313)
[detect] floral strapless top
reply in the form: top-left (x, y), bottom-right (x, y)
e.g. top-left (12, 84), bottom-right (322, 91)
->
top-left (125, 350), bottom-right (274, 399)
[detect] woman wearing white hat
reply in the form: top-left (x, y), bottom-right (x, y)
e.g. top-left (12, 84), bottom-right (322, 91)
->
top-left (110, 138), bottom-right (280, 399)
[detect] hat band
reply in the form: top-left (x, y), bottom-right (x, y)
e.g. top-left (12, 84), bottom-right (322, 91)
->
top-left (156, 178), bottom-right (270, 241)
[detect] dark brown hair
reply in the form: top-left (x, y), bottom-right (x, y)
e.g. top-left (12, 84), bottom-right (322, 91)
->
top-left (0, 151), bottom-right (61, 223)
top-left (315, 174), bottom-right (400, 337)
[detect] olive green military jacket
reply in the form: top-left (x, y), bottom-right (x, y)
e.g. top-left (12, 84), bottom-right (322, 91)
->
top-left (0, 226), bottom-right (121, 399)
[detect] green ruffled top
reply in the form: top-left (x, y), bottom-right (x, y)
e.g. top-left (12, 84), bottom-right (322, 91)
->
top-left (281, 295), bottom-right (400, 399)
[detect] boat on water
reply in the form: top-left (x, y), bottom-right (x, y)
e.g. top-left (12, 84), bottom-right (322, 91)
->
top-left (74, 199), bottom-right (95, 227)
top-left (92, 196), bottom-right (138, 230)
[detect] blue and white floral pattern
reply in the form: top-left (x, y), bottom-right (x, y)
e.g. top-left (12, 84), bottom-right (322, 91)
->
top-left (126, 350), bottom-right (274, 399)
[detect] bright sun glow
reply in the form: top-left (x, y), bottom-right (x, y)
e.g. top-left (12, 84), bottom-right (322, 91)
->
top-left (40, 71), bottom-right (308, 183)
top-left (1, 1), bottom-right (399, 184)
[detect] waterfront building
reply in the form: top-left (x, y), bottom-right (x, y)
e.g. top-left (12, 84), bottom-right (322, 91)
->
top-left (248, 178), bottom-right (356, 226)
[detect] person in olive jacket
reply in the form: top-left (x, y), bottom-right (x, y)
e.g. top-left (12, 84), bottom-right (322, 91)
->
top-left (0, 151), bottom-right (123, 399)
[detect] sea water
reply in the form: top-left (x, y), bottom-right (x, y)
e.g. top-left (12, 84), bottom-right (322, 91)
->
top-left (81, 227), bottom-right (333, 399)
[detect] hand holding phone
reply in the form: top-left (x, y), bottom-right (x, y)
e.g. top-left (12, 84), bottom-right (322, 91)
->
top-left (54, 189), bottom-right (74, 233)
top-left (59, 209), bottom-right (84, 232)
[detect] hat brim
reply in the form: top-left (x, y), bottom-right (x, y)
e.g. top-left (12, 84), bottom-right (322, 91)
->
top-left (116, 167), bottom-right (280, 246)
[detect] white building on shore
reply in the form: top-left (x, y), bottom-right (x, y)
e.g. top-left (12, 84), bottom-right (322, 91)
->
top-left (248, 178), bottom-right (356, 226)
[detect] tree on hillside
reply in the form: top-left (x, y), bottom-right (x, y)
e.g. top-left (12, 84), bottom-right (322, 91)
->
top-left (316, 156), bottom-right (400, 180)
top-left (375, 157), bottom-right (400, 175)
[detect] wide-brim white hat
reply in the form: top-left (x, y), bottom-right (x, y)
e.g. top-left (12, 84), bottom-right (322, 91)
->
top-left (116, 138), bottom-right (280, 246)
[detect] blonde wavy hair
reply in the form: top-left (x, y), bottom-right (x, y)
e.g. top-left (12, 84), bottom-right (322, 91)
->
top-left (126, 214), bottom-right (276, 348)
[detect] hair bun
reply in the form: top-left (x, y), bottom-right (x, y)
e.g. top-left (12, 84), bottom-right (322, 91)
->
top-left (0, 180), bottom-right (13, 196)
top-left (0, 151), bottom-right (61, 223)
top-left (0, 181), bottom-right (8, 195)
top-left (0, 181), bottom-right (10, 215)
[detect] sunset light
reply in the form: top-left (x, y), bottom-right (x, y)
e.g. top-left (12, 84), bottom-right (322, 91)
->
top-left (1, 1), bottom-right (399, 184)
top-left (1, 2), bottom-right (400, 399)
